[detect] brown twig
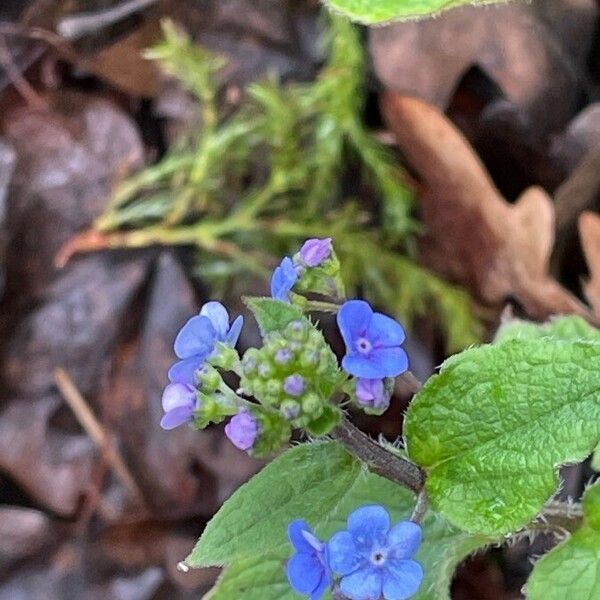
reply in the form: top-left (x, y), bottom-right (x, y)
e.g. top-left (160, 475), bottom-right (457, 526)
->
top-left (57, 0), bottom-right (160, 40)
top-left (54, 367), bottom-right (147, 507)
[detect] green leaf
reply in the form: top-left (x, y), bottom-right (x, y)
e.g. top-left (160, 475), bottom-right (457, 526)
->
top-left (189, 441), bottom-right (492, 599)
top-left (405, 339), bottom-right (600, 535)
top-left (243, 297), bottom-right (303, 335)
top-left (494, 315), bottom-right (600, 345)
top-left (526, 483), bottom-right (600, 600)
top-left (321, 0), bottom-right (496, 25)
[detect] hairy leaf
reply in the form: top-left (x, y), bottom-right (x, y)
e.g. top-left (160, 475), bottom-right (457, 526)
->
top-left (243, 297), bottom-right (303, 335)
top-left (526, 483), bottom-right (600, 600)
top-left (322, 0), bottom-right (499, 25)
top-left (189, 442), bottom-right (491, 599)
top-left (405, 339), bottom-right (600, 535)
top-left (495, 315), bottom-right (600, 344)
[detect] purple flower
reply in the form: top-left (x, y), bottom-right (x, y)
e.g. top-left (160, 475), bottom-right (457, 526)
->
top-left (287, 520), bottom-right (331, 600)
top-left (225, 411), bottom-right (259, 451)
top-left (356, 378), bottom-right (390, 411)
top-left (160, 383), bottom-right (197, 430)
top-left (337, 300), bottom-right (408, 379)
top-left (271, 257), bottom-right (299, 302)
top-left (284, 374), bottom-right (305, 397)
top-left (168, 301), bottom-right (244, 385)
top-left (328, 505), bottom-right (423, 600)
top-left (299, 238), bottom-right (332, 267)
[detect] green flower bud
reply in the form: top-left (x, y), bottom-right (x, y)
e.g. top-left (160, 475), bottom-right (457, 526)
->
top-left (285, 319), bottom-right (309, 342)
top-left (280, 400), bottom-right (301, 420)
top-left (301, 393), bottom-right (322, 416)
top-left (195, 364), bottom-right (221, 392)
top-left (209, 342), bottom-right (239, 371)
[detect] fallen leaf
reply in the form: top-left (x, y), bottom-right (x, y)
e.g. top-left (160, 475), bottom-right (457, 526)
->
top-left (0, 397), bottom-right (94, 516)
top-left (0, 506), bottom-right (54, 569)
top-left (2, 91), bottom-right (144, 303)
top-left (370, 0), bottom-right (597, 133)
top-left (579, 212), bottom-right (600, 314)
top-left (381, 92), bottom-right (594, 322)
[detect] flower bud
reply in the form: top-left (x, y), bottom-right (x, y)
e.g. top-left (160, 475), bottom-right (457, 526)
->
top-left (195, 364), bottom-right (221, 392)
top-left (297, 238), bottom-right (332, 267)
top-left (209, 341), bottom-right (239, 371)
top-left (225, 410), bottom-right (259, 451)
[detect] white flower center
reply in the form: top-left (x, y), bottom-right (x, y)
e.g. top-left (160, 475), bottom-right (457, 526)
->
top-left (356, 337), bottom-right (372, 355)
top-left (370, 548), bottom-right (387, 566)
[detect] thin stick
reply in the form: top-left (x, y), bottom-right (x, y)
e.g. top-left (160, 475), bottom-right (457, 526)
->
top-left (54, 367), bottom-right (146, 505)
top-left (0, 34), bottom-right (46, 109)
top-left (57, 0), bottom-right (160, 39)
top-left (332, 417), bottom-right (425, 494)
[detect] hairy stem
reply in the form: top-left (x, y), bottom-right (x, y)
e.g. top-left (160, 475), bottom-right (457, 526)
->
top-left (332, 416), bottom-right (425, 494)
top-left (410, 490), bottom-right (429, 523)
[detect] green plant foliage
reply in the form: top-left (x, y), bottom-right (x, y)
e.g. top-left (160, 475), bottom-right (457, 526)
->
top-left (243, 297), bottom-right (304, 335)
top-left (404, 339), bottom-right (600, 535)
top-left (322, 0), bottom-right (496, 24)
top-left (495, 314), bottom-right (600, 344)
top-left (94, 16), bottom-right (481, 352)
top-left (526, 482), bottom-right (600, 600)
top-left (189, 441), bottom-right (492, 599)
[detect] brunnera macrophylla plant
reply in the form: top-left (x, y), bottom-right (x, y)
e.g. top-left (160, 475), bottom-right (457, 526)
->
top-left (160, 238), bottom-right (600, 600)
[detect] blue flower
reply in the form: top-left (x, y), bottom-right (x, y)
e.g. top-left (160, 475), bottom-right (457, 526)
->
top-left (168, 301), bottom-right (243, 385)
top-left (271, 257), bottom-right (299, 302)
top-left (337, 300), bottom-right (408, 379)
top-left (328, 506), bottom-right (423, 600)
top-left (299, 238), bottom-right (332, 267)
top-left (160, 383), bottom-right (197, 430)
top-left (287, 520), bottom-right (331, 600)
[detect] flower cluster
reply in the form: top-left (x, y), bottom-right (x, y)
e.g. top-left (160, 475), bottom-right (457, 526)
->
top-left (287, 505), bottom-right (423, 600)
top-left (159, 237), bottom-right (409, 455)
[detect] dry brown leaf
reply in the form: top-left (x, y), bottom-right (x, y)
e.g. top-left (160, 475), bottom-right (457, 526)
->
top-left (579, 212), bottom-right (600, 315)
top-left (381, 92), bottom-right (594, 322)
top-left (370, 0), bottom-right (597, 133)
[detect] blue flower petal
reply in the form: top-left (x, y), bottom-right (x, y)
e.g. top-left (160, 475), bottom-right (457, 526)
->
top-left (287, 552), bottom-right (323, 595)
top-left (388, 521), bottom-right (422, 560)
top-left (200, 302), bottom-right (230, 340)
top-left (342, 354), bottom-right (388, 379)
top-left (369, 313), bottom-right (406, 348)
top-left (271, 257), bottom-right (298, 301)
top-left (382, 559), bottom-right (423, 600)
top-left (328, 531), bottom-right (362, 575)
top-left (226, 315), bottom-right (244, 346)
top-left (168, 356), bottom-right (201, 385)
top-left (347, 505), bottom-right (390, 543)
top-left (288, 520), bottom-right (316, 553)
top-left (161, 383), bottom-right (196, 412)
top-left (337, 300), bottom-right (372, 348)
top-left (310, 571), bottom-right (330, 600)
top-left (369, 347), bottom-right (409, 378)
top-left (173, 315), bottom-right (216, 359)
top-left (160, 405), bottom-right (194, 430)
top-left (340, 566), bottom-right (382, 600)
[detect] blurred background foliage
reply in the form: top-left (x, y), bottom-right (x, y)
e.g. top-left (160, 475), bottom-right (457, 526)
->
top-left (94, 15), bottom-right (482, 351)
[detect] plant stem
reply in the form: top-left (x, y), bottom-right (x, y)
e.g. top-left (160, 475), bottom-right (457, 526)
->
top-left (410, 490), bottom-right (429, 524)
top-left (332, 416), bottom-right (425, 494)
